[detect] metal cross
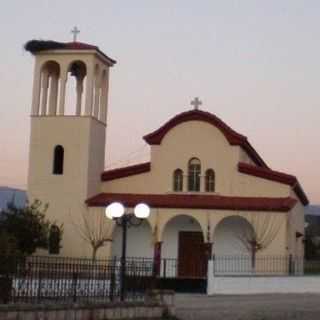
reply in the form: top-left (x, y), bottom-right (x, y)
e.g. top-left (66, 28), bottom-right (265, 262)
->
top-left (71, 26), bottom-right (80, 42)
top-left (191, 97), bottom-right (202, 110)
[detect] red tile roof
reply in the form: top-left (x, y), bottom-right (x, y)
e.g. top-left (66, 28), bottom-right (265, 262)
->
top-left (86, 192), bottom-right (296, 212)
top-left (143, 109), bottom-right (268, 168)
top-left (238, 162), bottom-right (309, 205)
top-left (101, 162), bottom-right (151, 181)
top-left (65, 42), bottom-right (116, 65)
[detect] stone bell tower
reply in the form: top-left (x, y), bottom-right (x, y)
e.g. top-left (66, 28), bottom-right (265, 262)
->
top-left (26, 39), bottom-right (116, 257)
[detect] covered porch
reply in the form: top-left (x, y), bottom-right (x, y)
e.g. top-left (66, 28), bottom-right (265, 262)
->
top-left (86, 193), bottom-right (294, 291)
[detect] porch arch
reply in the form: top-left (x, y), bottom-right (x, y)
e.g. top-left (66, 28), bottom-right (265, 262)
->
top-left (160, 214), bottom-right (206, 260)
top-left (213, 215), bottom-right (254, 256)
top-left (159, 213), bottom-right (206, 243)
top-left (110, 218), bottom-right (153, 259)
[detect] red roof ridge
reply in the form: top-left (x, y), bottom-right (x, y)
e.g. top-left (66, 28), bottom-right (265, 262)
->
top-left (86, 192), bottom-right (297, 212)
top-left (143, 109), bottom-right (268, 168)
top-left (64, 42), bottom-right (98, 50)
top-left (65, 41), bottom-right (116, 65)
top-left (101, 162), bottom-right (151, 181)
top-left (238, 162), bottom-right (309, 205)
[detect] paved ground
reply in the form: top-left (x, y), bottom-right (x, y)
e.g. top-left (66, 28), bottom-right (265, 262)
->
top-left (175, 294), bottom-right (320, 320)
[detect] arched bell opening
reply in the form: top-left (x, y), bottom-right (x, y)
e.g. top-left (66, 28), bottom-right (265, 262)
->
top-left (65, 60), bottom-right (87, 116)
top-left (39, 61), bottom-right (60, 116)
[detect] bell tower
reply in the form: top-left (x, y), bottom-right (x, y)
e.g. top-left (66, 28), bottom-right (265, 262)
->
top-left (26, 40), bottom-right (116, 256)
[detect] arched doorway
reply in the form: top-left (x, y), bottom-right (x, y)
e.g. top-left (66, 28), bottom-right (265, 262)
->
top-left (111, 219), bottom-right (153, 259)
top-left (162, 215), bottom-right (206, 278)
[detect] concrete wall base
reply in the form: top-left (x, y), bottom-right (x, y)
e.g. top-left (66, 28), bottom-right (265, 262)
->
top-left (0, 302), bottom-right (167, 320)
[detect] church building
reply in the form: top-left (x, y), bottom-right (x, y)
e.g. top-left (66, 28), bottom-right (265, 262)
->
top-left (26, 39), bottom-right (308, 279)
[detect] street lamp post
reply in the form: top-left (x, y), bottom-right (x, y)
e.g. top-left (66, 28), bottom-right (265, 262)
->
top-left (105, 202), bottom-right (150, 301)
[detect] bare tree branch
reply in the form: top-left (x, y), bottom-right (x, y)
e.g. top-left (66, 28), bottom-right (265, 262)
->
top-left (70, 208), bottom-right (113, 260)
top-left (232, 212), bottom-right (284, 268)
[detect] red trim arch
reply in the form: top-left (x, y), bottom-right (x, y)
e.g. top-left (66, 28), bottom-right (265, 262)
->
top-left (143, 110), bottom-right (268, 168)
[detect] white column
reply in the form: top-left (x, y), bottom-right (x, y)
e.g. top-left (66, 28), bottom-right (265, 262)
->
top-left (31, 62), bottom-right (41, 116)
top-left (58, 69), bottom-right (67, 116)
top-left (40, 70), bottom-right (49, 115)
top-left (85, 64), bottom-right (94, 116)
top-left (183, 174), bottom-right (188, 192)
top-left (75, 76), bottom-right (84, 116)
top-left (93, 78), bottom-right (100, 118)
top-left (48, 73), bottom-right (59, 115)
top-left (201, 174), bottom-right (206, 192)
top-left (100, 69), bottom-right (110, 123)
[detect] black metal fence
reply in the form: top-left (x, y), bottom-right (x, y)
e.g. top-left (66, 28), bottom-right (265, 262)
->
top-left (0, 255), bottom-right (154, 304)
top-left (212, 255), bottom-right (320, 276)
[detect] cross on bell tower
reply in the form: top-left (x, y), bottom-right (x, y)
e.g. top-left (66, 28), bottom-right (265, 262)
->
top-left (71, 26), bottom-right (80, 42)
top-left (191, 97), bottom-right (202, 110)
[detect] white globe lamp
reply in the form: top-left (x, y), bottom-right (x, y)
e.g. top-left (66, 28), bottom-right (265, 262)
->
top-left (134, 203), bottom-right (150, 219)
top-left (105, 202), bottom-right (125, 220)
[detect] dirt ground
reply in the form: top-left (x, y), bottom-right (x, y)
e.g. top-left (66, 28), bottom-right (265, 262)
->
top-left (175, 293), bottom-right (320, 320)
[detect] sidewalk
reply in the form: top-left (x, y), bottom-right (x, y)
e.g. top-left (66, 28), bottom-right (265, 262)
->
top-left (175, 293), bottom-right (320, 320)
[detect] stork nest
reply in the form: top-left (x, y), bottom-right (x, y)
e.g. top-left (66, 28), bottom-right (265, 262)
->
top-left (24, 40), bottom-right (66, 54)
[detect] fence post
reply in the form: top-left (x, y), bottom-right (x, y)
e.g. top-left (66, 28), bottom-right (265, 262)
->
top-left (37, 271), bottom-right (42, 303)
top-left (72, 272), bottom-right (78, 303)
top-left (109, 258), bottom-right (117, 302)
top-left (288, 254), bottom-right (294, 275)
top-left (212, 255), bottom-right (215, 275)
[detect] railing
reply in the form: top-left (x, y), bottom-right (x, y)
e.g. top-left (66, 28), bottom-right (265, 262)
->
top-left (211, 255), bottom-right (320, 276)
top-left (0, 255), bottom-right (155, 304)
top-left (160, 258), bottom-right (179, 278)
top-left (115, 257), bottom-right (206, 279)
top-left (124, 257), bottom-right (178, 278)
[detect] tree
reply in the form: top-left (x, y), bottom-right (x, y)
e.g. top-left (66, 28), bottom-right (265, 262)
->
top-left (234, 213), bottom-right (284, 268)
top-left (71, 209), bottom-right (112, 260)
top-left (0, 199), bottom-right (62, 256)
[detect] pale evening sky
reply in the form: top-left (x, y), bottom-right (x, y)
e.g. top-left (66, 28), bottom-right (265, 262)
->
top-left (0, 1), bottom-right (319, 203)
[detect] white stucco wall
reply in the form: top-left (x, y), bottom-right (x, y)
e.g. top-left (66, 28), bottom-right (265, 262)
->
top-left (28, 116), bottom-right (106, 257)
top-left (288, 190), bottom-right (305, 257)
top-left (102, 120), bottom-right (293, 200)
top-left (208, 274), bottom-right (320, 295)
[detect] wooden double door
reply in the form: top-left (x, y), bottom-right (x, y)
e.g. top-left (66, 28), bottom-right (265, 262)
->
top-left (177, 231), bottom-right (207, 278)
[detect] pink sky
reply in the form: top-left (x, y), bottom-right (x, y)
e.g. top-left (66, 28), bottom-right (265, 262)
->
top-left (0, 1), bottom-right (319, 203)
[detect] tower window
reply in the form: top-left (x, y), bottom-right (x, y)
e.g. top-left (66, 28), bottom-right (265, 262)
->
top-left (205, 169), bottom-right (215, 192)
top-left (53, 145), bottom-right (64, 175)
top-left (173, 169), bottom-right (183, 192)
top-left (188, 158), bottom-right (201, 192)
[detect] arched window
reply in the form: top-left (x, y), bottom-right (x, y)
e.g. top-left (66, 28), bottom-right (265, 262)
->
top-left (205, 169), bottom-right (215, 192)
top-left (53, 145), bottom-right (64, 175)
top-left (188, 158), bottom-right (201, 192)
top-left (173, 169), bottom-right (183, 192)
